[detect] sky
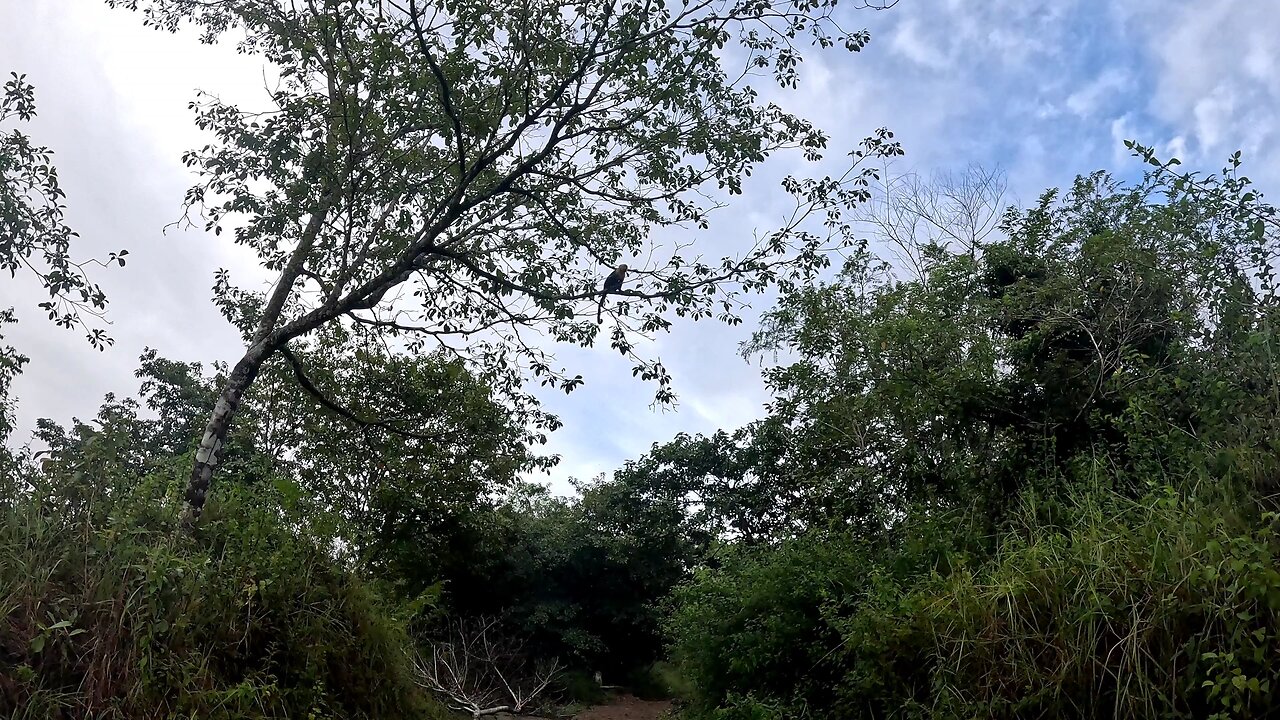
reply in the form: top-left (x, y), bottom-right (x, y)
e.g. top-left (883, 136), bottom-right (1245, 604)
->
top-left (2, 0), bottom-right (1279, 492)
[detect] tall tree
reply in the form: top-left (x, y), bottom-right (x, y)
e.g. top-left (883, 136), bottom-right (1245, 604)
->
top-left (107, 0), bottom-right (902, 520)
top-left (748, 164), bottom-right (1280, 516)
top-left (607, 421), bottom-right (800, 546)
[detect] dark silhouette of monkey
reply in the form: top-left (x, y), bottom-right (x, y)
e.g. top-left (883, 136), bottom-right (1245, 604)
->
top-left (597, 263), bottom-right (628, 322)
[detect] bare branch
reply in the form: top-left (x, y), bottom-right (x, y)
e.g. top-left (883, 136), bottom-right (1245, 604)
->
top-left (414, 617), bottom-right (563, 719)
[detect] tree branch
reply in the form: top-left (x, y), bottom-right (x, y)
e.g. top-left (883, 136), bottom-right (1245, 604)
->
top-left (278, 344), bottom-right (448, 443)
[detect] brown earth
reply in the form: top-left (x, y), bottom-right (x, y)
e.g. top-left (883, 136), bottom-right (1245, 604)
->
top-left (573, 695), bottom-right (673, 720)
top-left (488, 694), bottom-right (673, 720)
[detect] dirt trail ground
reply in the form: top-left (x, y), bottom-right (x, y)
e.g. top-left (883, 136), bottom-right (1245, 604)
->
top-left (573, 695), bottom-right (672, 720)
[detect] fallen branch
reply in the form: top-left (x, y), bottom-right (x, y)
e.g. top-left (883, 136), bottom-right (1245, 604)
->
top-left (413, 616), bottom-right (564, 719)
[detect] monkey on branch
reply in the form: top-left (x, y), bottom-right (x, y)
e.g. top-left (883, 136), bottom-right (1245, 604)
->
top-left (596, 263), bottom-right (628, 323)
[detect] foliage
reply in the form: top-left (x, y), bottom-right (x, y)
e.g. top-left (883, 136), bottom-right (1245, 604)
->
top-left (668, 531), bottom-right (879, 716)
top-left (16, 338), bottom-right (687, 693)
top-left (0, 456), bottom-right (448, 719)
top-left (608, 421), bottom-right (803, 547)
top-left (104, 0), bottom-right (902, 518)
top-left (0, 72), bottom-right (126, 348)
top-left (917, 489), bottom-right (1280, 720)
top-left (32, 330), bottom-right (546, 555)
top-left (7, 9), bottom-right (1280, 716)
top-left (663, 154), bottom-right (1280, 718)
top-left (671, 489), bottom-right (1280, 720)
top-left (250, 327), bottom-right (555, 571)
top-left (416, 478), bottom-right (696, 679)
top-left (747, 165), bottom-right (1280, 520)
top-left (0, 310), bottom-right (27, 442)
top-left (110, 0), bottom-right (895, 379)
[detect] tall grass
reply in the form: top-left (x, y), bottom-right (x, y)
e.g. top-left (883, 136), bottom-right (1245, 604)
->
top-left (922, 488), bottom-right (1280, 719)
top-left (0, 467), bottom-right (448, 720)
top-left (671, 487), bottom-right (1280, 719)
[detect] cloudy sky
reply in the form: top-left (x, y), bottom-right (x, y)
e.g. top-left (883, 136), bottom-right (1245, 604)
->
top-left (3, 0), bottom-right (1279, 491)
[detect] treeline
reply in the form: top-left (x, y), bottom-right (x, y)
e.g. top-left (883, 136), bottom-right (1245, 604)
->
top-left (5, 155), bottom-right (1280, 719)
top-left (0, 321), bottom-right (690, 714)
top-left (659, 162), bottom-right (1280, 718)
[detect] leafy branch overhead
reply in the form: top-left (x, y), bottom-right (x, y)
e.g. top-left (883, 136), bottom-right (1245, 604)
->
top-left (113, 0), bottom-right (898, 386)
top-left (0, 73), bottom-right (128, 350)
top-left (103, 0), bottom-right (901, 517)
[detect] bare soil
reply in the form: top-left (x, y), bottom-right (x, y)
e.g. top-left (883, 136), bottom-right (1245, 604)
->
top-left (572, 695), bottom-right (673, 720)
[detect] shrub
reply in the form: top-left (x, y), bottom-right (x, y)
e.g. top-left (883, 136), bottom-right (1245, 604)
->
top-left (667, 534), bottom-right (891, 717)
top-left (670, 488), bottom-right (1280, 719)
top-left (0, 467), bottom-right (449, 720)
top-left (915, 488), bottom-right (1280, 719)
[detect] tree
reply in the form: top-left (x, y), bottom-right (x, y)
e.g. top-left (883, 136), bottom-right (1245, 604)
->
top-left (106, 0), bottom-right (903, 521)
top-left (0, 312), bottom-right (28, 492)
top-left (1, 70), bottom-right (125, 491)
top-left (607, 420), bottom-right (801, 546)
top-left (0, 312), bottom-right (26, 442)
top-left (24, 332), bottom-right (546, 580)
top-left (1, 72), bottom-right (127, 349)
top-left (666, 153), bottom-right (1280, 719)
top-left (748, 162), bottom-right (1280, 518)
top-left (256, 326), bottom-right (554, 572)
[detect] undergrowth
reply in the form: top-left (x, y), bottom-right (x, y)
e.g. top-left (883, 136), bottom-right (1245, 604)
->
top-left (0, 464), bottom-right (449, 720)
top-left (671, 486), bottom-right (1280, 719)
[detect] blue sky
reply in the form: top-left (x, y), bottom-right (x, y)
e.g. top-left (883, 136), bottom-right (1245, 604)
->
top-left (3, 0), bottom-right (1278, 491)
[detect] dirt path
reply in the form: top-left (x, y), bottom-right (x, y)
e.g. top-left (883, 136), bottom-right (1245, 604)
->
top-left (572, 695), bottom-right (672, 720)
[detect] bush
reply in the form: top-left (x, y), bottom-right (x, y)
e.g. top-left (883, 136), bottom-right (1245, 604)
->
top-left (667, 534), bottom-right (891, 717)
top-left (628, 661), bottom-right (691, 700)
top-left (916, 488), bottom-right (1280, 719)
top-left (670, 488), bottom-right (1280, 719)
top-left (0, 467), bottom-right (449, 720)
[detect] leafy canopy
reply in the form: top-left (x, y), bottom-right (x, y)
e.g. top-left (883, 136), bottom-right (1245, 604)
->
top-left (107, 0), bottom-right (901, 403)
top-left (747, 162), bottom-right (1280, 516)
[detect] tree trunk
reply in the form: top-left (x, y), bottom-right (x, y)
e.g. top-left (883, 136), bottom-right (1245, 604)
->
top-left (182, 340), bottom-right (276, 525)
top-left (179, 190), bottom-right (336, 526)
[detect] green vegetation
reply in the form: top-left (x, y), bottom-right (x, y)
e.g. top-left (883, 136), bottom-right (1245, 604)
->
top-left (663, 162), bottom-right (1280, 718)
top-left (670, 490), bottom-right (1280, 719)
top-left (0, 464), bottom-right (446, 719)
top-left (3, 1), bottom-right (1280, 719)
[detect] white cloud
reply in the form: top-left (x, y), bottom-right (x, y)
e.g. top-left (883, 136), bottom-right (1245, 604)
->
top-left (890, 18), bottom-right (949, 70)
top-left (1066, 68), bottom-right (1131, 118)
top-left (1164, 134), bottom-right (1189, 161)
top-left (1191, 86), bottom-right (1235, 151)
top-left (1122, 0), bottom-right (1280, 172)
top-left (1109, 113), bottom-right (1139, 165)
top-left (1243, 35), bottom-right (1277, 85)
top-left (0, 1), bottom-right (272, 445)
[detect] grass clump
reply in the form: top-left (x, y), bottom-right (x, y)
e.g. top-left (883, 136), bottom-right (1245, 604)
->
top-left (670, 488), bottom-right (1280, 719)
top-left (0, 466), bottom-right (449, 720)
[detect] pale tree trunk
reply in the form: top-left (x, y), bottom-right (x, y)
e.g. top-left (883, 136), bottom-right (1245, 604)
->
top-left (180, 174), bottom-right (339, 524)
top-left (180, 25), bottom-right (354, 526)
top-left (182, 340), bottom-right (276, 524)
